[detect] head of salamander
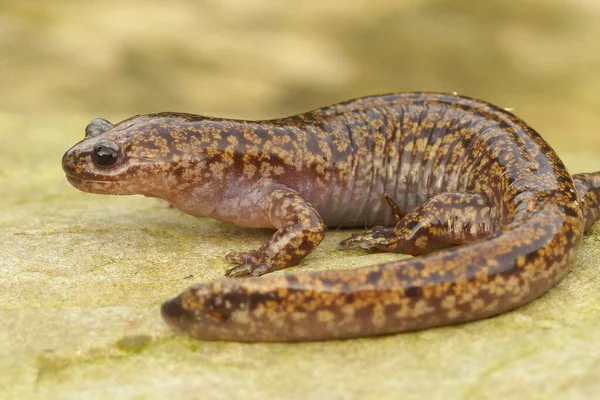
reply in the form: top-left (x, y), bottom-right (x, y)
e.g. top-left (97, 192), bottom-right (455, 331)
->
top-left (62, 114), bottom-right (227, 210)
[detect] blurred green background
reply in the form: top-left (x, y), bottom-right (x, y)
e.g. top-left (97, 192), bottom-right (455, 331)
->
top-left (2, 1), bottom-right (600, 399)
top-left (2, 0), bottom-right (599, 154)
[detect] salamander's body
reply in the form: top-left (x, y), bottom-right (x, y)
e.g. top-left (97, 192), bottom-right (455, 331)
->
top-left (62, 93), bottom-right (600, 341)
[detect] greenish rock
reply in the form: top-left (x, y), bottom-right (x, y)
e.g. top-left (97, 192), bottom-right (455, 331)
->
top-left (2, 104), bottom-right (600, 400)
top-left (116, 335), bottom-right (153, 353)
top-left (2, 1), bottom-right (600, 398)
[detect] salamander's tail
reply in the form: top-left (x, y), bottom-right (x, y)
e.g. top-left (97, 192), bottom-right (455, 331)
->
top-left (573, 172), bottom-right (600, 231)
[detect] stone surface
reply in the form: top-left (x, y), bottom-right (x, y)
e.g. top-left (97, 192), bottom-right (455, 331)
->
top-left (1, 108), bottom-right (600, 399)
top-left (1, 0), bottom-right (600, 398)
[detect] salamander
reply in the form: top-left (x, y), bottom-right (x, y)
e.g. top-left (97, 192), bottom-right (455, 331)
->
top-left (61, 92), bottom-right (600, 342)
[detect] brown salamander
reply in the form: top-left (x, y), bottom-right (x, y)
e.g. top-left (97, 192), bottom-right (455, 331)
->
top-left (62, 93), bottom-right (600, 341)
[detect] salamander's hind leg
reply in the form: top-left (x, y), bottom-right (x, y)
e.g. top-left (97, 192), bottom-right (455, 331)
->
top-left (225, 189), bottom-right (325, 278)
top-left (339, 193), bottom-right (494, 255)
top-left (573, 172), bottom-right (600, 231)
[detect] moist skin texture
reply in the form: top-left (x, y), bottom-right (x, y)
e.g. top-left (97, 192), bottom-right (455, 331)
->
top-left (62, 92), bottom-right (600, 342)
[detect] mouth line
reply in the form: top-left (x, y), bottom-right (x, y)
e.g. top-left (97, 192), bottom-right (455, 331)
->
top-left (65, 174), bottom-right (115, 184)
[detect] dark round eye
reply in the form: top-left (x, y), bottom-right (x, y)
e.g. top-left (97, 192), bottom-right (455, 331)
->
top-left (85, 118), bottom-right (113, 138)
top-left (91, 140), bottom-right (120, 168)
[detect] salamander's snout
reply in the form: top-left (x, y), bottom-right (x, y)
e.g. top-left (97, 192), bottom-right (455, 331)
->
top-left (61, 142), bottom-right (89, 180)
top-left (61, 120), bottom-right (137, 194)
top-left (61, 146), bottom-right (74, 174)
top-left (62, 117), bottom-right (119, 178)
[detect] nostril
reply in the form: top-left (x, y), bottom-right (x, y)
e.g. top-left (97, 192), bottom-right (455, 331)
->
top-left (61, 147), bottom-right (80, 174)
top-left (61, 149), bottom-right (72, 172)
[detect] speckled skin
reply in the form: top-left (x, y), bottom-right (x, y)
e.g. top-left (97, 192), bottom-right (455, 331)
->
top-left (62, 92), bottom-right (600, 342)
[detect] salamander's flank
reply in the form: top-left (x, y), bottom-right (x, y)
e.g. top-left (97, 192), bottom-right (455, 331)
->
top-left (62, 92), bottom-right (600, 341)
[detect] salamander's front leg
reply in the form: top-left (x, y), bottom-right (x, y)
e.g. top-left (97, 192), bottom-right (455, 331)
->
top-left (225, 189), bottom-right (325, 277)
top-left (339, 193), bottom-right (494, 255)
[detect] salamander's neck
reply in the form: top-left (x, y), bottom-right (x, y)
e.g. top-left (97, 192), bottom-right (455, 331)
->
top-left (141, 115), bottom-right (314, 224)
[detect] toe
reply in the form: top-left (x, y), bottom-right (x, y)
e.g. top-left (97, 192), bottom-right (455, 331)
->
top-left (249, 263), bottom-right (271, 277)
top-left (225, 264), bottom-right (253, 278)
top-left (225, 262), bottom-right (272, 278)
top-left (225, 251), bottom-right (247, 264)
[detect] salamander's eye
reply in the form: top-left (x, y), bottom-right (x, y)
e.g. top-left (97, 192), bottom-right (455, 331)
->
top-left (91, 140), bottom-right (120, 168)
top-left (85, 118), bottom-right (113, 138)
